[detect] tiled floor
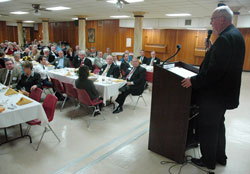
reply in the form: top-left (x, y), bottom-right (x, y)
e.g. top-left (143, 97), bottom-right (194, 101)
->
top-left (1, 72), bottom-right (250, 174)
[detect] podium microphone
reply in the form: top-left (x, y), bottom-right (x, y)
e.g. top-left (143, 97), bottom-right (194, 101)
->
top-left (205, 30), bottom-right (213, 50)
top-left (161, 44), bottom-right (181, 66)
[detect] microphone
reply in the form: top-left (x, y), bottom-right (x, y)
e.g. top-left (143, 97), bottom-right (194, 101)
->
top-left (205, 30), bottom-right (213, 50)
top-left (162, 44), bottom-right (181, 66)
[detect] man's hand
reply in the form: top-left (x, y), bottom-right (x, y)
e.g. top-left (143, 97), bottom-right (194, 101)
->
top-left (21, 90), bottom-right (29, 96)
top-left (181, 78), bottom-right (192, 88)
top-left (30, 85), bottom-right (37, 91)
top-left (127, 82), bottom-right (132, 86)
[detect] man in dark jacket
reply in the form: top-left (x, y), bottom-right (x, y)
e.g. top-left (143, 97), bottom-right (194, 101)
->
top-left (120, 53), bottom-right (131, 77)
top-left (147, 51), bottom-right (160, 66)
top-left (182, 6), bottom-right (245, 170)
top-left (113, 58), bottom-right (146, 114)
top-left (73, 50), bottom-right (93, 71)
top-left (99, 55), bottom-right (120, 78)
top-left (137, 50), bottom-right (148, 64)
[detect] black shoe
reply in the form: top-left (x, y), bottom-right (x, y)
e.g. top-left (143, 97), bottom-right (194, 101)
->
top-left (94, 111), bottom-right (101, 117)
top-left (217, 158), bottom-right (227, 166)
top-left (191, 158), bottom-right (215, 170)
top-left (113, 106), bottom-right (123, 114)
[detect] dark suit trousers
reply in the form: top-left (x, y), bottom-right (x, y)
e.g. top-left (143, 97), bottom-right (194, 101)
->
top-left (42, 78), bottom-right (53, 87)
top-left (198, 106), bottom-right (227, 169)
top-left (115, 86), bottom-right (133, 106)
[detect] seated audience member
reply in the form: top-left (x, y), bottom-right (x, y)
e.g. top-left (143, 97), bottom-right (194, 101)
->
top-left (94, 51), bottom-right (106, 69)
top-left (90, 47), bottom-right (98, 57)
top-left (52, 51), bottom-right (71, 69)
top-left (147, 51), bottom-right (160, 66)
top-left (5, 43), bottom-right (16, 55)
top-left (30, 47), bottom-right (40, 61)
top-left (0, 50), bottom-right (6, 68)
top-left (0, 43), bottom-right (5, 52)
top-left (21, 48), bottom-right (31, 58)
top-left (61, 44), bottom-right (67, 55)
top-left (43, 47), bottom-right (55, 63)
top-left (66, 47), bottom-right (74, 61)
top-left (13, 51), bottom-right (23, 73)
top-left (99, 55), bottom-right (120, 78)
top-left (73, 51), bottom-right (93, 71)
top-left (112, 53), bottom-right (118, 65)
top-left (113, 58), bottom-right (146, 114)
top-left (85, 48), bottom-right (91, 57)
top-left (74, 45), bottom-right (80, 57)
top-left (17, 61), bottom-right (42, 96)
top-left (75, 65), bottom-right (102, 116)
top-left (103, 48), bottom-right (112, 60)
top-left (120, 53), bottom-right (131, 77)
top-left (0, 58), bottom-right (21, 89)
top-left (137, 50), bottom-right (148, 64)
top-left (51, 45), bottom-right (59, 58)
top-left (34, 56), bottom-right (52, 87)
top-left (121, 50), bottom-right (132, 63)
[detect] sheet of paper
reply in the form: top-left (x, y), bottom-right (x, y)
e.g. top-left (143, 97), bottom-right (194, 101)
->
top-left (126, 38), bottom-right (132, 47)
top-left (168, 67), bottom-right (197, 78)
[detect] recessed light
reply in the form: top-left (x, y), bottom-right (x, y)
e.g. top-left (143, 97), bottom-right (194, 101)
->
top-left (110, 15), bottom-right (130, 18)
top-left (23, 21), bottom-right (35, 23)
top-left (0, 0), bottom-right (11, 2)
top-left (107, 0), bottom-right (144, 3)
top-left (72, 18), bottom-right (78, 20)
top-left (46, 6), bottom-right (71, 11)
top-left (166, 13), bottom-right (191, 17)
top-left (10, 11), bottom-right (29, 15)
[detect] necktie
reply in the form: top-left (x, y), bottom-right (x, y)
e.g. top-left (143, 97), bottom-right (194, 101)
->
top-left (102, 65), bottom-right (110, 76)
top-left (80, 59), bottom-right (84, 66)
top-left (150, 58), bottom-right (154, 66)
top-left (126, 68), bottom-right (135, 80)
top-left (5, 70), bottom-right (11, 86)
top-left (43, 65), bottom-right (45, 70)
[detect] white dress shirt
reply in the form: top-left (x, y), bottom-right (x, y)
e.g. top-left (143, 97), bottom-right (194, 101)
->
top-left (34, 63), bottom-right (48, 80)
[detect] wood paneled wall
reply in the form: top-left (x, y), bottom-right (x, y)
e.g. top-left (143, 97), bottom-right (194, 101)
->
top-left (0, 21), bottom-right (7, 43)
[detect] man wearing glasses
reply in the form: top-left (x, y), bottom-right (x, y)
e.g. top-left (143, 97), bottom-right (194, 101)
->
top-left (0, 58), bottom-right (21, 89)
top-left (182, 6), bottom-right (245, 170)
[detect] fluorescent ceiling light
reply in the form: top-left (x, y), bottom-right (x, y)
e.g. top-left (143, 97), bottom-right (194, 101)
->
top-left (10, 11), bottom-right (29, 15)
top-left (23, 20), bottom-right (35, 23)
top-left (0, 0), bottom-right (11, 2)
top-left (46, 6), bottom-right (71, 11)
top-left (72, 18), bottom-right (78, 20)
top-left (107, 0), bottom-right (144, 3)
top-left (110, 15), bottom-right (130, 18)
top-left (166, 13), bottom-right (191, 17)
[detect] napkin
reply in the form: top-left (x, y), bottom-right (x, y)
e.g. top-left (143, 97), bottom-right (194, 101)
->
top-left (0, 106), bottom-right (5, 113)
top-left (65, 72), bottom-right (72, 76)
top-left (4, 88), bottom-right (18, 96)
top-left (113, 79), bottom-right (125, 83)
top-left (16, 97), bottom-right (33, 106)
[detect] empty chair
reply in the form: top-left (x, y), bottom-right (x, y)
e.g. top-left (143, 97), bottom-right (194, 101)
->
top-left (29, 88), bottom-right (43, 102)
top-left (131, 83), bottom-right (147, 110)
top-left (51, 78), bottom-right (65, 111)
top-left (26, 94), bottom-right (60, 151)
top-left (76, 89), bottom-right (103, 128)
top-left (62, 82), bottom-right (78, 117)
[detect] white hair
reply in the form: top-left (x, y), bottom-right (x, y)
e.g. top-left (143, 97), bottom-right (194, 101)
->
top-left (43, 47), bottom-right (50, 52)
top-left (14, 51), bottom-right (20, 57)
top-left (79, 50), bottom-right (86, 55)
top-left (213, 6), bottom-right (233, 22)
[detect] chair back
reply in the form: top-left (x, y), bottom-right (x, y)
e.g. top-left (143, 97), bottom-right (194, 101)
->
top-left (29, 88), bottom-right (43, 102)
top-left (62, 82), bottom-right (78, 99)
top-left (76, 89), bottom-right (93, 106)
top-left (43, 94), bottom-right (58, 122)
top-left (51, 78), bottom-right (65, 93)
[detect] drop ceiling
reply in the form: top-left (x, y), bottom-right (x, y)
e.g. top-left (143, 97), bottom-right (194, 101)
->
top-left (0, 0), bottom-right (249, 23)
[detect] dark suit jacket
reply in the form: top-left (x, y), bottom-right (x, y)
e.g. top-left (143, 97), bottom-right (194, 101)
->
top-left (52, 57), bottom-right (71, 69)
top-left (123, 66), bottom-right (146, 95)
top-left (75, 78), bottom-right (99, 100)
top-left (120, 61), bottom-right (130, 76)
top-left (46, 53), bottom-right (56, 63)
top-left (191, 25), bottom-right (245, 109)
top-left (73, 57), bottom-right (93, 71)
top-left (99, 63), bottom-right (120, 78)
top-left (137, 56), bottom-right (148, 64)
top-left (16, 72), bottom-right (42, 93)
top-left (147, 57), bottom-right (161, 66)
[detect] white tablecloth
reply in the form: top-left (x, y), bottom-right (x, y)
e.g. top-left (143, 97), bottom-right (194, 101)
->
top-left (0, 84), bottom-right (48, 128)
top-left (47, 68), bottom-right (126, 105)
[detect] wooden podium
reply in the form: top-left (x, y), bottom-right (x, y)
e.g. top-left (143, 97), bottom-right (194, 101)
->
top-left (148, 61), bottom-right (199, 164)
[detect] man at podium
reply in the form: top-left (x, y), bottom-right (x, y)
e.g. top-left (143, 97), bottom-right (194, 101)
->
top-left (181, 6), bottom-right (245, 170)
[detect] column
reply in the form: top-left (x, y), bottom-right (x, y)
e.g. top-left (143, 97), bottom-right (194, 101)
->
top-left (41, 18), bottom-right (49, 46)
top-left (78, 16), bottom-right (87, 50)
top-left (17, 21), bottom-right (24, 47)
top-left (233, 11), bottom-right (240, 27)
top-left (133, 12), bottom-right (145, 58)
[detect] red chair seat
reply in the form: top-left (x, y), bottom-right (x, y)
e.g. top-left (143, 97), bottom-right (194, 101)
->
top-left (27, 119), bottom-right (41, 125)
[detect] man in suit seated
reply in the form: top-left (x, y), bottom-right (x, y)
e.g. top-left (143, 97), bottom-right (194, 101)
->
top-left (43, 47), bottom-right (55, 63)
top-left (73, 50), bottom-right (93, 71)
top-left (94, 51), bottom-right (106, 69)
top-left (52, 50), bottom-right (71, 69)
top-left (147, 51), bottom-right (161, 66)
top-left (121, 50), bottom-right (132, 63)
top-left (34, 56), bottom-right (52, 87)
top-left (113, 58), bottom-right (146, 114)
top-left (120, 53), bottom-right (131, 77)
top-left (99, 55), bottom-right (120, 78)
top-left (90, 47), bottom-right (98, 58)
top-left (137, 50), bottom-right (148, 64)
top-left (0, 58), bottom-right (21, 89)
